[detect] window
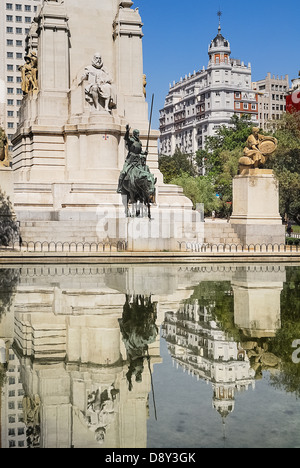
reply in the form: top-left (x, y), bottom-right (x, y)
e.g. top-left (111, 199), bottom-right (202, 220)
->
top-left (7, 39), bottom-right (13, 46)
top-left (8, 123), bottom-right (14, 129)
top-left (16, 27), bottom-right (22, 34)
top-left (7, 76), bottom-right (14, 82)
top-left (243, 103), bottom-right (249, 110)
top-left (16, 4), bottom-right (22, 10)
top-left (251, 104), bottom-right (256, 110)
top-left (16, 16), bottom-right (22, 22)
top-left (6, 3), bottom-right (13, 10)
top-left (17, 88), bottom-right (23, 95)
top-left (7, 64), bottom-right (13, 71)
top-left (6, 15), bottom-right (13, 21)
top-left (25, 17), bottom-right (32, 23)
top-left (25, 5), bottom-right (32, 12)
top-left (6, 26), bottom-right (13, 33)
top-left (7, 88), bottom-right (14, 94)
top-left (16, 53), bottom-right (23, 59)
top-left (7, 52), bottom-right (13, 58)
top-left (16, 40), bottom-right (23, 47)
top-left (7, 99), bottom-right (14, 106)
top-left (8, 111), bottom-right (14, 118)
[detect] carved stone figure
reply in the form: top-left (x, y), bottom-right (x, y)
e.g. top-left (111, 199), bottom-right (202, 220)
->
top-left (239, 127), bottom-right (277, 173)
top-left (18, 51), bottom-right (38, 95)
top-left (81, 53), bottom-right (116, 112)
top-left (0, 126), bottom-right (9, 167)
top-left (117, 125), bottom-right (156, 218)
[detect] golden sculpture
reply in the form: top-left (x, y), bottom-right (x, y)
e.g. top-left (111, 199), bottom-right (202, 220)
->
top-left (239, 127), bottom-right (277, 173)
top-left (18, 51), bottom-right (38, 95)
top-left (0, 126), bottom-right (10, 167)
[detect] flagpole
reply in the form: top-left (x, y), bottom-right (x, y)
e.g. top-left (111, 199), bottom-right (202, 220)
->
top-left (146, 94), bottom-right (154, 156)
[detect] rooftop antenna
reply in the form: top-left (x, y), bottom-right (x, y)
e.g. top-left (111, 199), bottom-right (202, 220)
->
top-left (217, 9), bottom-right (222, 33)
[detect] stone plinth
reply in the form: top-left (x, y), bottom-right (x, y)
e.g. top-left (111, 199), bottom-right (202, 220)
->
top-left (0, 166), bottom-right (14, 204)
top-left (230, 169), bottom-right (285, 245)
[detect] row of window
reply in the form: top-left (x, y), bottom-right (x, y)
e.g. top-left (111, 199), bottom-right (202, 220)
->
top-left (7, 26), bottom-right (30, 34)
top-left (7, 39), bottom-right (24, 47)
top-left (235, 102), bottom-right (257, 110)
top-left (7, 99), bottom-right (23, 106)
top-left (7, 87), bottom-right (23, 95)
top-left (7, 76), bottom-right (22, 83)
top-left (6, 3), bottom-right (36, 11)
top-left (6, 15), bottom-right (32, 22)
top-left (7, 51), bottom-right (23, 59)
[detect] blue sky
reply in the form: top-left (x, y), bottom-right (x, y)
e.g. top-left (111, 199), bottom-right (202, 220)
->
top-left (136, 0), bottom-right (300, 130)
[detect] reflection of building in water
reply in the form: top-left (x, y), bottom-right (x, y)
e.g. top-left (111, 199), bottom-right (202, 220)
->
top-left (0, 266), bottom-right (166, 448)
top-left (0, 263), bottom-right (287, 447)
top-left (162, 301), bottom-right (256, 420)
top-left (0, 346), bottom-right (27, 448)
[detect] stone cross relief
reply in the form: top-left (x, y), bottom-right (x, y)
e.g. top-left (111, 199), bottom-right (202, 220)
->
top-left (80, 53), bottom-right (117, 113)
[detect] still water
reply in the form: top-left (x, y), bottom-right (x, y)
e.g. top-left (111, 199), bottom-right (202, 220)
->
top-left (0, 263), bottom-right (299, 449)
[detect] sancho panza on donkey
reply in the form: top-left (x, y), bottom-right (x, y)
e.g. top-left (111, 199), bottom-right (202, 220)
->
top-left (117, 124), bottom-right (156, 219)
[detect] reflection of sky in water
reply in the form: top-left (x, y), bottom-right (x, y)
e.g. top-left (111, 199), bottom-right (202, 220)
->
top-left (148, 330), bottom-right (300, 449)
top-left (0, 264), bottom-right (299, 448)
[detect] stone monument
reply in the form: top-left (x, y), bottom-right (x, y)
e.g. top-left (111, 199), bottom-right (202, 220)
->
top-left (11, 0), bottom-right (203, 250)
top-left (230, 128), bottom-right (285, 245)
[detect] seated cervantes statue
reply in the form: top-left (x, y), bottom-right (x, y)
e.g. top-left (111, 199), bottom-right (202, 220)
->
top-left (0, 126), bottom-right (10, 167)
top-left (239, 127), bottom-right (277, 174)
top-left (80, 53), bottom-right (117, 112)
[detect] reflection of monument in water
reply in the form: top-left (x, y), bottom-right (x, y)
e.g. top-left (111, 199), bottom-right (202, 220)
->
top-left (0, 263), bottom-right (287, 448)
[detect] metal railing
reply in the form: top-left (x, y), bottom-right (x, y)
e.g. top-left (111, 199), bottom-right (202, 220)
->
top-left (177, 242), bottom-right (300, 253)
top-left (1, 240), bottom-right (128, 253)
top-left (0, 240), bottom-right (299, 254)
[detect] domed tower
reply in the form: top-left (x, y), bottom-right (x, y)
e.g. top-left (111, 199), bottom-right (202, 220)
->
top-left (208, 12), bottom-right (231, 69)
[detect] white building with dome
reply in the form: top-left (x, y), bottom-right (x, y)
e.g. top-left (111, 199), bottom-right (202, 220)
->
top-left (159, 21), bottom-right (259, 157)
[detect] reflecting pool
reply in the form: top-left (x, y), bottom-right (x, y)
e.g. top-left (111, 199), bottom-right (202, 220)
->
top-left (0, 263), bottom-right (299, 449)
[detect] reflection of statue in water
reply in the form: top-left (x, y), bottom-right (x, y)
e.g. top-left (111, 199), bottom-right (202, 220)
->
top-left (239, 127), bottom-right (277, 174)
top-left (81, 53), bottom-right (116, 112)
top-left (0, 126), bottom-right (9, 167)
top-left (117, 125), bottom-right (157, 219)
top-left (81, 384), bottom-right (120, 444)
top-left (23, 395), bottom-right (41, 448)
top-left (119, 294), bottom-right (158, 391)
top-left (18, 51), bottom-right (38, 95)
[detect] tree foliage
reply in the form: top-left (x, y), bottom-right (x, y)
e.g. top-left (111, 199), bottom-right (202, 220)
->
top-left (158, 148), bottom-right (195, 183)
top-left (268, 112), bottom-right (300, 224)
top-left (0, 190), bottom-right (19, 246)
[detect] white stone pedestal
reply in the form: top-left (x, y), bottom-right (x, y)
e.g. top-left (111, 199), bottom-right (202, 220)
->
top-left (0, 166), bottom-right (14, 204)
top-left (230, 169), bottom-right (285, 245)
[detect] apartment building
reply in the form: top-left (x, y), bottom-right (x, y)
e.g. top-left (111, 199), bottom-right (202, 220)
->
top-left (159, 22), bottom-right (259, 157)
top-left (252, 72), bottom-right (289, 130)
top-left (0, 0), bottom-right (42, 153)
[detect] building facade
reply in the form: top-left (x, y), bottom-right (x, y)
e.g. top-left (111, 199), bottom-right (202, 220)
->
top-left (159, 23), bottom-right (259, 157)
top-left (0, 0), bottom-right (42, 153)
top-left (252, 72), bottom-right (289, 130)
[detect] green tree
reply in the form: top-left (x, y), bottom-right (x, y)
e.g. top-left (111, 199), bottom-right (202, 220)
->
top-left (268, 112), bottom-right (300, 224)
top-left (0, 190), bottom-right (19, 247)
top-left (159, 148), bottom-right (195, 183)
top-left (170, 172), bottom-right (221, 214)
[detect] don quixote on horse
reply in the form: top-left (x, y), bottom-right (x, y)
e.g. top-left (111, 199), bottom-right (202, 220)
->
top-left (117, 123), bottom-right (156, 220)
